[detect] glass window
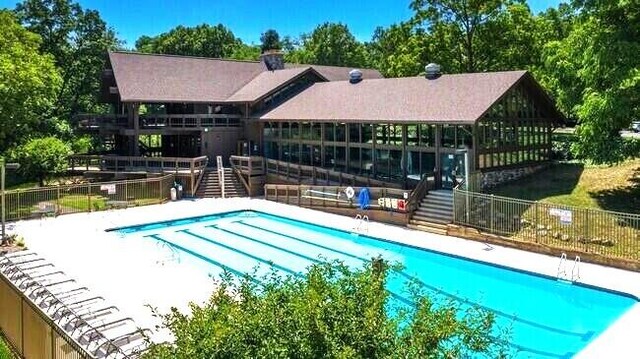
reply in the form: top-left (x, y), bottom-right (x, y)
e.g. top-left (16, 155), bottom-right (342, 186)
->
top-left (407, 125), bottom-right (419, 146)
top-left (362, 124), bottom-right (373, 144)
top-left (311, 123), bottom-right (321, 141)
top-left (336, 123), bottom-right (346, 142)
top-left (375, 149), bottom-right (389, 180)
top-left (390, 149), bottom-right (403, 180)
top-left (324, 145), bottom-right (335, 169)
top-left (390, 125), bottom-right (403, 145)
top-left (441, 125), bottom-right (456, 148)
top-left (420, 152), bottom-right (435, 176)
top-left (407, 151), bottom-right (421, 179)
top-left (289, 143), bottom-right (299, 164)
top-left (324, 123), bottom-right (335, 142)
top-left (362, 148), bottom-right (373, 175)
top-left (375, 124), bottom-right (389, 145)
top-left (349, 124), bottom-right (360, 143)
top-left (335, 146), bottom-right (346, 171)
top-left (457, 126), bottom-right (473, 148)
top-left (420, 124), bottom-right (435, 147)
top-left (282, 123), bottom-right (290, 139)
top-left (291, 122), bottom-right (300, 139)
top-left (349, 147), bottom-right (361, 174)
top-left (312, 145), bottom-right (322, 167)
top-left (301, 144), bottom-right (312, 165)
top-left (301, 122), bottom-right (311, 140)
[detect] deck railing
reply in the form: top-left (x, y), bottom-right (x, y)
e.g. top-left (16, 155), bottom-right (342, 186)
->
top-left (264, 184), bottom-right (408, 210)
top-left (265, 159), bottom-right (402, 189)
top-left (76, 113), bottom-right (242, 130)
top-left (3, 175), bottom-right (174, 222)
top-left (453, 189), bottom-right (640, 262)
top-left (229, 156), bottom-right (266, 196)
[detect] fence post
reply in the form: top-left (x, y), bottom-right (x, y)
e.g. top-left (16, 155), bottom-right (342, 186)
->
top-left (490, 194), bottom-right (495, 234)
top-left (88, 184), bottom-right (92, 212)
top-left (534, 201), bottom-right (539, 243)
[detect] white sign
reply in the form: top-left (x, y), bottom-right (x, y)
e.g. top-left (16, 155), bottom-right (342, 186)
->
top-left (100, 184), bottom-right (116, 195)
top-left (549, 208), bottom-right (572, 224)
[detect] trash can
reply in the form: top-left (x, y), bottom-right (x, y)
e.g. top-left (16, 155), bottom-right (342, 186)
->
top-left (170, 187), bottom-right (177, 201)
top-left (177, 185), bottom-right (183, 200)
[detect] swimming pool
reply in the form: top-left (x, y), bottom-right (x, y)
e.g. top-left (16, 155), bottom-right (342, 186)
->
top-left (113, 210), bottom-right (637, 358)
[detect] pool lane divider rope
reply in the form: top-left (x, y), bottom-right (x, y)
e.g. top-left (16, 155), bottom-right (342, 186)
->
top-left (144, 233), bottom-right (258, 283)
top-left (236, 220), bottom-right (592, 341)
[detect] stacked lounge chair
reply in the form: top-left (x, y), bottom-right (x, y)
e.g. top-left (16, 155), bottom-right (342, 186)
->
top-left (0, 251), bottom-right (149, 358)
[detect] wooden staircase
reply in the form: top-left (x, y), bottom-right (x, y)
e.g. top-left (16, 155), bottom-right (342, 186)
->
top-left (407, 190), bottom-right (453, 235)
top-left (195, 168), bottom-right (248, 198)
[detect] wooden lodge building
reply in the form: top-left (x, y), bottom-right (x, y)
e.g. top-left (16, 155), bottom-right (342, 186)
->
top-left (81, 51), bottom-right (562, 192)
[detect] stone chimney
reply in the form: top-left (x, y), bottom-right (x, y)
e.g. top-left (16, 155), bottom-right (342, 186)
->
top-left (260, 50), bottom-right (285, 71)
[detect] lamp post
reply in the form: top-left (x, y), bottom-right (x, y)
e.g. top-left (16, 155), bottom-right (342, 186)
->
top-left (1, 158), bottom-right (20, 244)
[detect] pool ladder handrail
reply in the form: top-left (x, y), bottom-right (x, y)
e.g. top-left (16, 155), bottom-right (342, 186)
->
top-left (571, 256), bottom-right (581, 282)
top-left (352, 214), bottom-right (369, 234)
top-left (557, 252), bottom-right (567, 280)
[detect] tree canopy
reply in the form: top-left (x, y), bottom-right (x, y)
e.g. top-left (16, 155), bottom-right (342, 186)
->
top-left (260, 29), bottom-right (281, 52)
top-left (135, 24), bottom-right (242, 59)
top-left (0, 10), bottom-right (60, 154)
top-left (143, 260), bottom-right (507, 358)
top-left (286, 22), bottom-right (368, 68)
top-left (11, 136), bottom-right (71, 186)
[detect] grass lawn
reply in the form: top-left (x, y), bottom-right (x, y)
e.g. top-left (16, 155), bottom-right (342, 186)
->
top-left (489, 159), bottom-right (640, 214)
top-left (476, 159), bottom-right (640, 261)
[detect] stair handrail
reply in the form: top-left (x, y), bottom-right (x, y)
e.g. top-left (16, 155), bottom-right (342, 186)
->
top-left (407, 172), bottom-right (433, 214)
top-left (191, 167), bottom-right (208, 197)
top-left (216, 156), bottom-right (225, 199)
top-left (230, 164), bottom-right (251, 196)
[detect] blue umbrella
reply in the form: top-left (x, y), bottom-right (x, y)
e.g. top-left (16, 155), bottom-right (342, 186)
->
top-left (358, 188), bottom-right (370, 210)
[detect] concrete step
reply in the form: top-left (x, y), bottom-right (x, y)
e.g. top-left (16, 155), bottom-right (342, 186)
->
top-left (407, 222), bottom-right (448, 235)
top-left (411, 214), bottom-right (451, 224)
top-left (415, 207), bottom-right (452, 217)
top-left (418, 202), bottom-right (452, 211)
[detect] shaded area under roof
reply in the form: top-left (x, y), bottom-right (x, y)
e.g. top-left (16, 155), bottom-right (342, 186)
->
top-left (109, 52), bottom-right (264, 103)
top-left (260, 71), bottom-right (538, 124)
top-left (226, 67), bottom-right (324, 103)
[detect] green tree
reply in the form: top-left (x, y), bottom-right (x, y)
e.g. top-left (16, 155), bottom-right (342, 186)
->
top-left (541, 0), bottom-right (639, 163)
top-left (15, 0), bottom-right (121, 121)
top-left (0, 10), bottom-right (61, 154)
top-left (260, 29), bottom-right (281, 52)
top-left (134, 24), bottom-right (242, 59)
top-left (410, 0), bottom-right (512, 72)
top-left (143, 260), bottom-right (508, 358)
top-left (231, 43), bottom-right (261, 61)
top-left (12, 137), bottom-right (71, 186)
top-left (368, 23), bottom-right (429, 77)
top-left (286, 23), bottom-right (369, 67)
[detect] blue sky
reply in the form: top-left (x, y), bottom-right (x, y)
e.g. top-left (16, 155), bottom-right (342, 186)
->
top-left (1, 0), bottom-right (563, 48)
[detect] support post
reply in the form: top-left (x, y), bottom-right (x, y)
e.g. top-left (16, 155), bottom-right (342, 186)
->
top-left (1, 161), bottom-right (5, 242)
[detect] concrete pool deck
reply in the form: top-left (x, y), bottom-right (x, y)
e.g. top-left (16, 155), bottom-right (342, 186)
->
top-left (9, 198), bottom-right (640, 357)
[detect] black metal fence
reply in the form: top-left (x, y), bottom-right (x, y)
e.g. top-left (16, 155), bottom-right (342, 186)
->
top-left (453, 189), bottom-right (640, 261)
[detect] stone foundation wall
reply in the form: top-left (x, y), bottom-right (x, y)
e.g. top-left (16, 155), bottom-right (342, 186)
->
top-left (481, 163), bottom-right (549, 189)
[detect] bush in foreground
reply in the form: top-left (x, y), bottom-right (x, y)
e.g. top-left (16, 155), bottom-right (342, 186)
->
top-left (144, 260), bottom-right (509, 358)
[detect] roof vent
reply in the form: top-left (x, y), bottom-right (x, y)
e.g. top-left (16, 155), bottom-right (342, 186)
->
top-left (425, 63), bottom-right (442, 79)
top-left (349, 69), bottom-right (363, 84)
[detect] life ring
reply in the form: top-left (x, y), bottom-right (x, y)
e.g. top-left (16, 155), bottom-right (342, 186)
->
top-left (345, 186), bottom-right (355, 199)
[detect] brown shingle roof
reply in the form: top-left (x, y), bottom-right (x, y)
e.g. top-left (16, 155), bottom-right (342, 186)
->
top-left (108, 52), bottom-right (383, 103)
top-left (226, 67), bottom-right (324, 103)
top-left (260, 71), bottom-right (529, 123)
top-left (286, 63), bottom-right (383, 81)
top-left (109, 52), bottom-right (264, 102)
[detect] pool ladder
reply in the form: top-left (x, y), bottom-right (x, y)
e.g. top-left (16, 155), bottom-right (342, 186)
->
top-left (557, 252), bottom-right (581, 282)
top-left (353, 214), bottom-right (369, 234)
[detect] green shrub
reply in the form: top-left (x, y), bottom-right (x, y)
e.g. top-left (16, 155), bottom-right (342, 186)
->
top-left (0, 337), bottom-right (13, 359)
top-left (144, 260), bottom-right (509, 359)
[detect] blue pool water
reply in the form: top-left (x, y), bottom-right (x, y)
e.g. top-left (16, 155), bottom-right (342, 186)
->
top-left (114, 210), bottom-right (637, 358)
